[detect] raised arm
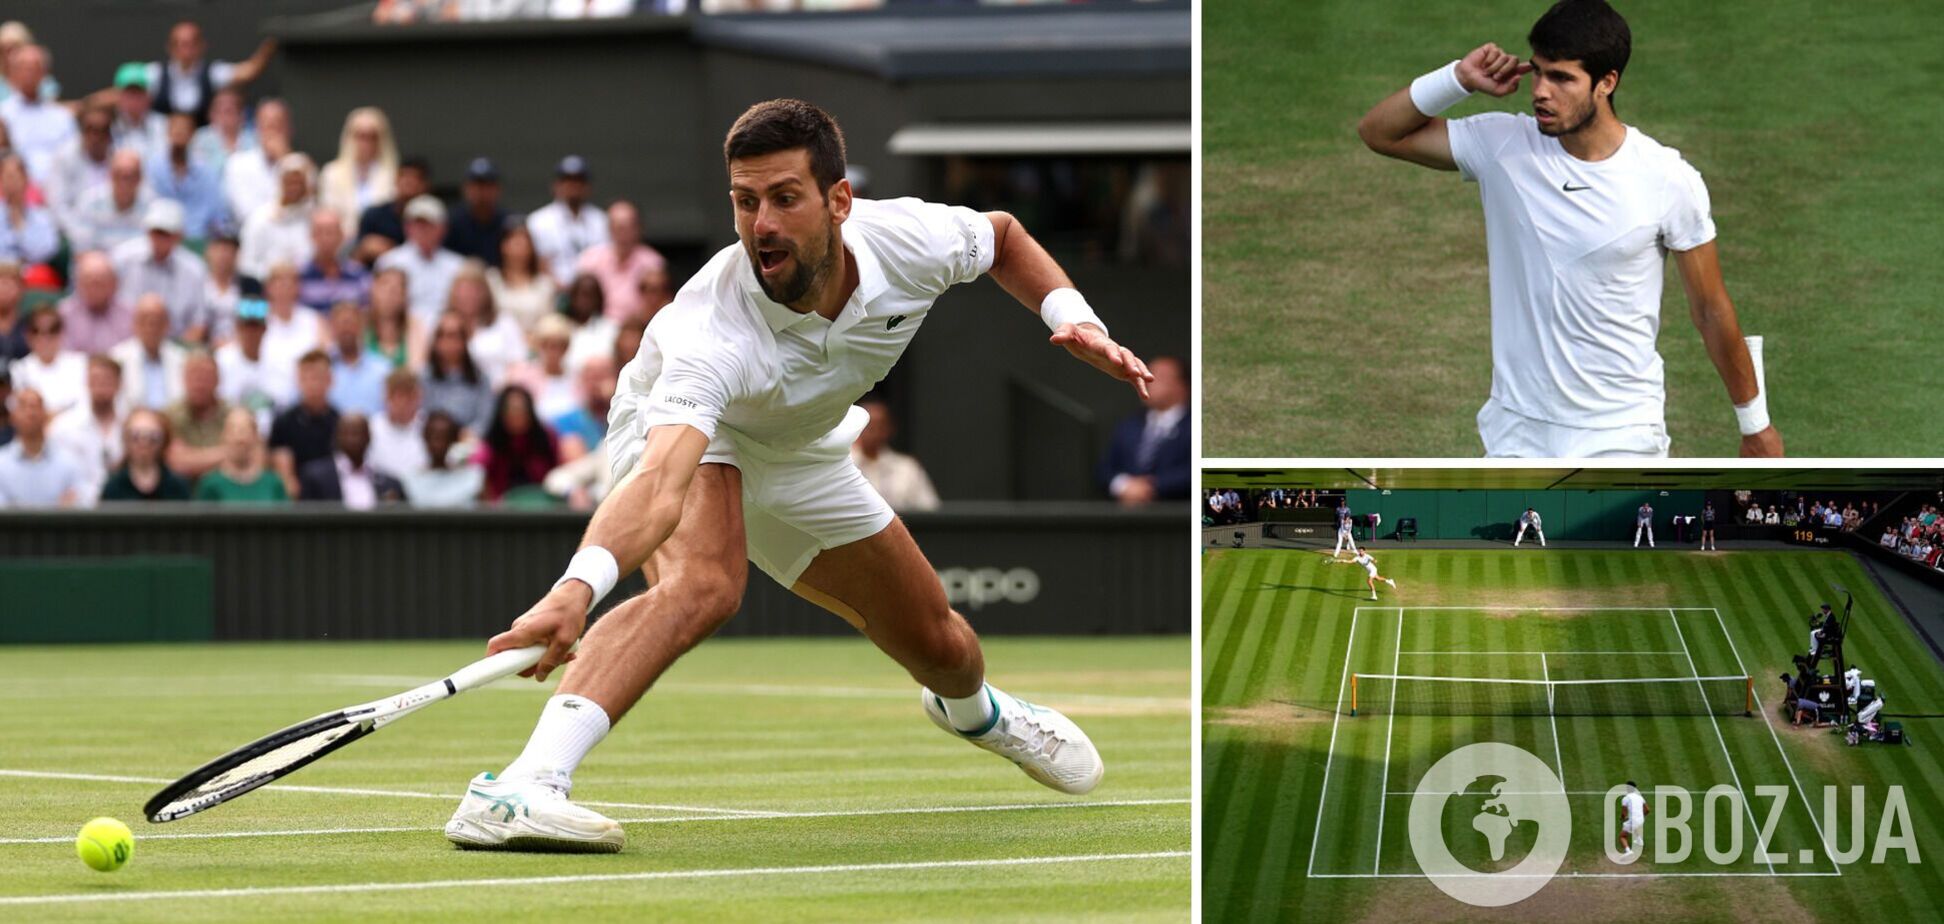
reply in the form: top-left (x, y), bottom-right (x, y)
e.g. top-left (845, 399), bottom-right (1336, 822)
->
top-left (486, 423), bottom-right (711, 679)
top-left (1358, 43), bottom-right (1532, 170)
top-left (1672, 242), bottom-right (1782, 457)
top-left (228, 39), bottom-right (279, 87)
top-left (985, 210), bottom-right (1154, 399)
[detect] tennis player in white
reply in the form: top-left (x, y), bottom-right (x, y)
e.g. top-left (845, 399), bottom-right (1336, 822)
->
top-left (1357, 0), bottom-right (1784, 458)
top-left (1340, 550), bottom-right (1397, 601)
top-left (1514, 506), bottom-right (1545, 546)
top-left (1633, 500), bottom-right (1654, 548)
top-left (1618, 781), bottom-right (1649, 855)
top-left (443, 100), bottom-right (1154, 852)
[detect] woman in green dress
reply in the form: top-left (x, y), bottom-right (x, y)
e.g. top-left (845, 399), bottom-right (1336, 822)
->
top-left (192, 406), bottom-right (289, 504)
top-left (99, 410), bottom-right (191, 502)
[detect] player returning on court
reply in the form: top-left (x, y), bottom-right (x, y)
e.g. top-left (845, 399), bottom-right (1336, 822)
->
top-left (1618, 781), bottom-right (1649, 855)
top-left (1338, 550), bottom-right (1397, 601)
top-left (1356, 0), bottom-right (1783, 458)
top-left (1514, 506), bottom-right (1546, 547)
top-left (444, 100), bottom-right (1155, 852)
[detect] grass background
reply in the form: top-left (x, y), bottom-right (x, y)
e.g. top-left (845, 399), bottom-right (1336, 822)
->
top-left (1203, 548), bottom-right (1944, 921)
top-left (1203, 0), bottom-right (1944, 456)
top-left (0, 637), bottom-right (1187, 922)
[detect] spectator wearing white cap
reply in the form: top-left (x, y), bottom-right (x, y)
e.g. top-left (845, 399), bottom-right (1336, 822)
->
top-left (0, 44), bottom-right (75, 181)
top-left (0, 153), bottom-right (58, 265)
top-left (147, 112), bottom-right (226, 242)
top-left (374, 195), bottom-right (464, 322)
top-left (220, 99), bottom-right (290, 224)
top-left (67, 149), bottom-right (154, 256)
top-left (525, 155), bottom-right (606, 286)
top-left (111, 198), bottom-right (212, 342)
top-left (239, 152), bottom-right (316, 279)
top-left (444, 157), bottom-right (507, 266)
top-left (573, 199), bottom-right (665, 323)
top-left (108, 294), bottom-right (188, 412)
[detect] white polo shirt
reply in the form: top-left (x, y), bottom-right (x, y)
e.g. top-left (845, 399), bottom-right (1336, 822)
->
top-left (527, 200), bottom-right (610, 287)
top-left (1449, 113), bottom-right (1716, 430)
top-left (615, 196), bottom-right (993, 458)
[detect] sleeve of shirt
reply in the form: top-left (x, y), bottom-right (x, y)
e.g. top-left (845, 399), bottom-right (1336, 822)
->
top-left (1445, 112), bottom-right (1521, 183)
top-left (634, 327), bottom-right (750, 441)
top-left (873, 198), bottom-right (997, 297)
top-left (211, 61), bottom-right (238, 87)
top-left (1660, 157), bottom-right (1716, 252)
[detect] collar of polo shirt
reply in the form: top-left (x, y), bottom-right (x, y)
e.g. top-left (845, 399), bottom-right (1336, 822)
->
top-left (741, 237), bottom-right (889, 333)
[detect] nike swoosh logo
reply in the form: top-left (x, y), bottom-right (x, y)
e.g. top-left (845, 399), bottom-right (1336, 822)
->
top-left (1561, 181), bottom-right (1592, 192)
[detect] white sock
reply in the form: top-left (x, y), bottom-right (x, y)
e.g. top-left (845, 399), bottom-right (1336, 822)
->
top-left (502, 694), bottom-right (611, 792)
top-left (937, 683), bottom-right (996, 733)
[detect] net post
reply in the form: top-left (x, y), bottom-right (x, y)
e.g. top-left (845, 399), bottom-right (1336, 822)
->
top-left (1351, 674), bottom-right (1359, 717)
top-left (1745, 676), bottom-right (1753, 717)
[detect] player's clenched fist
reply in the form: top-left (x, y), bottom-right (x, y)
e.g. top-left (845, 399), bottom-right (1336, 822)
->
top-left (1457, 43), bottom-right (1534, 97)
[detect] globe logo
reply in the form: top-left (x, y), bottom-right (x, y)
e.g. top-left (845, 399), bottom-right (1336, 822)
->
top-left (1408, 742), bottom-right (1572, 907)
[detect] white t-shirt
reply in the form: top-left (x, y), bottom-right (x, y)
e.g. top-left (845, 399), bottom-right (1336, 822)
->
top-left (614, 196), bottom-right (993, 458)
top-left (1354, 552), bottom-right (1376, 574)
top-left (1448, 114), bottom-right (1716, 430)
top-left (146, 60), bottom-right (238, 117)
top-left (1621, 790), bottom-right (1646, 827)
top-left (261, 309), bottom-right (324, 385)
top-left (527, 200), bottom-right (610, 287)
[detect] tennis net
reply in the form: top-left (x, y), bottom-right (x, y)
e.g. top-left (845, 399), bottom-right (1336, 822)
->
top-left (1351, 673), bottom-right (1753, 717)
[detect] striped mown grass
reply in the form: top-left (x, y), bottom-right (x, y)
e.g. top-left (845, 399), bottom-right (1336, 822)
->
top-left (1204, 548), bottom-right (1944, 922)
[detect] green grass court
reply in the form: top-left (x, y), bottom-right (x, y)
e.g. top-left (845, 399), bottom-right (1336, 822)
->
top-left (0, 637), bottom-right (1188, 922)
top-left (1203, 0), bottom-right (1944, 456)
top-left (1204, 548), bottom-right (1944, 921)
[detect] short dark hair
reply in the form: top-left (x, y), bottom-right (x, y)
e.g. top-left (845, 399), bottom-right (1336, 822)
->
top-left (1528, 0), bottom-right (1632, 112)
top-left (399, 156), bottom-right (431, 178)
top-left (723, 99), bottom-right (846, 194)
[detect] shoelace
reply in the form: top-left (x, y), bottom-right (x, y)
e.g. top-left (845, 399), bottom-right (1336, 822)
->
top-left (998, 707), bottom-right (1068, 761)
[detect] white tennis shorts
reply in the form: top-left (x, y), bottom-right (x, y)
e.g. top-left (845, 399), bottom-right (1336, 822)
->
top-left (1622, 816), bottom-right (1643, 838)
top-left (609, 403), bottom-right (895, 586)
top-left (1477, 397), bottom-right (1670, 459)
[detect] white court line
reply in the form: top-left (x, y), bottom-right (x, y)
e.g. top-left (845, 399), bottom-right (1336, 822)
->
top-left (1303, 606), bottom-right (1361, 879)
top-left (1710, 607), bottom-right (1842, 876)
top-left (0, 798), bottom-right (1189, 845)
top-left (1397, 651), bottom-right (1685, 656)
top-left (1372, 608), bottom-right (1402, 874)
top-left (1310, 871), bottom-right (1841, 879)
top-left (1383, 790), bottom-right (1684, 796)
top-left (0, 850), bottom-right (1191, 906)
top-left (1387, 606), bottom-right (1719, 612)
top-left (1670, 609), bottom-right (1774, 875)
top-left (1542, 652), bottom-right (1566, 790)
top-left (0, 769), bottom-right (771, 817)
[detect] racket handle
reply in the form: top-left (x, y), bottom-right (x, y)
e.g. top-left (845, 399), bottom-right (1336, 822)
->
top-left (447, 645), bottom-right (549, 693)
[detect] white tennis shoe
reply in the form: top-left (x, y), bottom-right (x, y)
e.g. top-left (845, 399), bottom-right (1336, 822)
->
top-left (923, 684), bottom-right (1104, 795)
top-left (444, 771), bottom-right (624, 853)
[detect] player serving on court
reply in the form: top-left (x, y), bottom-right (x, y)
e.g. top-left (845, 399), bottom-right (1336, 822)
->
top-left (1356, 0), bottom-right (1783, 458)
top-left (443, 100), bottom-right (1154, 852)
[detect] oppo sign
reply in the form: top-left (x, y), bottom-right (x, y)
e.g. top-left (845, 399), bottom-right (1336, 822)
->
top-left (936, 567), bottom-right (1042, 611)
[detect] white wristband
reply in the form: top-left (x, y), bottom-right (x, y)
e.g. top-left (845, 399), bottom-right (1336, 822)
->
top-left (1409, 60), bottom-right (1471, 116)
top-left (553, 546), bottom-right (619, 615)
top-left (1040, 287), bottom-right (1107, 337)
top-left (1734, 392), bottom-right (1771, 437)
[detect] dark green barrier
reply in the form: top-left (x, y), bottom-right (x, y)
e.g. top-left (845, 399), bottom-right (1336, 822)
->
top-left (0, 556), bottom-right (213, 643)
top-left (1341, 490), bottom-right (1708, 541)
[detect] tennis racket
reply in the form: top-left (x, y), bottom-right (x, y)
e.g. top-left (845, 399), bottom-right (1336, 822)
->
top-left (144, 644), bottom-right (547, 823)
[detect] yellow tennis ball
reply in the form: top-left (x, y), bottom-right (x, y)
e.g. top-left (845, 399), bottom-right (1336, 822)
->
top-left (76, 817), bottom-right (134, 872)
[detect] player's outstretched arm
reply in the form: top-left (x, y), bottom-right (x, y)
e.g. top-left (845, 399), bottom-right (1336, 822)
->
top-left (1358, 43), bottom-right (1532, 170)
top-left (488, 424), bottom-right (712, 680)
top-left (984, 210), bottom-right (1155, 399)
top-left (1673, 243), bottom-right (1783, 457)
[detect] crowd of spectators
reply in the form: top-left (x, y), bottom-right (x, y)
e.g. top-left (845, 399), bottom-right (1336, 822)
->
top-left (1202, 487), bottom-right (1339, 526)
top-left (1881, 503), bottom-right (1944, 571)
top-left (1732, 493), bottom-right (1879, 532)
top-left (0, 18), bottom-right (674, 510)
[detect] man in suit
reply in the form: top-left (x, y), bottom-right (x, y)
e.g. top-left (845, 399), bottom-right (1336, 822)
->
top-left (298, 412), bottom-right (405, 509)
top-left (1098, 354), bottom-right (1189, 506)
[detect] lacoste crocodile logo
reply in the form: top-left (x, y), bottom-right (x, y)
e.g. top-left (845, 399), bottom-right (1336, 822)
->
top-left (887, 315), bottom-right (908, 330)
